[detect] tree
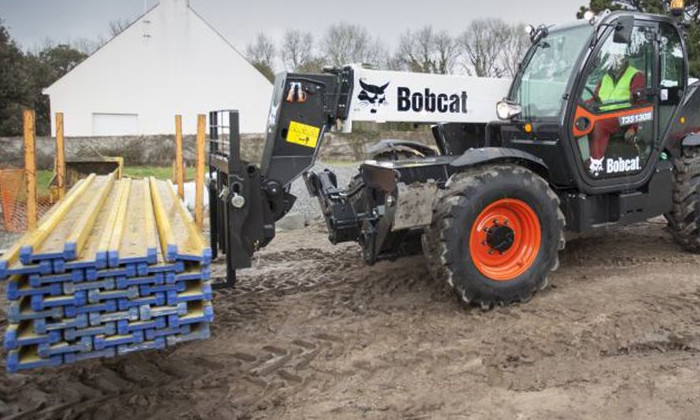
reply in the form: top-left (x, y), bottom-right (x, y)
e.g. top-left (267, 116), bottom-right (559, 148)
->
top-left (395, 26), bottom-right (437, 73)
top-left (0, 19), bottom-right (33, 136)
top-left (280, 29), bottom-right (315, 71)
top-left (70, 37), bottom-right (103, 55)
top-left (246, 33), bottom-right (276, 82)
top-left (576, 0), bottom-right (700, 76)
top-left (392, 26), bottom-right (458, 74)
top-left (501, 24), bottom-right (530, 78)
top-left (37, 44), bottom-right (87, 75)
top-left (29, 44), bottom-right (88, 134)
top-left (0, 21), bottom-right (88, 136)
top-left (321, 23), bottom-right (386, 67)
top-left (434, 30), bottom-right (459, 75)
top-left (457, 18), bottom-right (511, 77)
top-left (108, 18), bottom-right (131, 38)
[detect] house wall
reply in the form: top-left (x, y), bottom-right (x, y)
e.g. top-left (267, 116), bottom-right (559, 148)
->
top-left (45, 0), bottom-right (273, 136)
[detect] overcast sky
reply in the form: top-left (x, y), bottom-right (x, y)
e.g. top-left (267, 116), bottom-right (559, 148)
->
top-left (0, 0), bottom-right (586, 54)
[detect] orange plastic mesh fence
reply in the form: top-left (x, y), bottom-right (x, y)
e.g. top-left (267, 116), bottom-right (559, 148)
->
top-left (0, 168), bottom-right (53, 233)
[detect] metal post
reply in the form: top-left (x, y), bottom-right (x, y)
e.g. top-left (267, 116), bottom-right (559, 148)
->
top-left (208, 111), bottom-right (218, 259)
top-left (23, 109), bottom-right (37, 230)
top-left (195, 114), bottom-right (206, 229)
top-left (175, 115), bottom-right (185, 200)
top-left (228, 111), bottom-right (241, 174)
top-left (56, 112), bottom-right (66, 200)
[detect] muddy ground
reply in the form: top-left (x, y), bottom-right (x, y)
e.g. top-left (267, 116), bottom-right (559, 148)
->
top-left (1, 218), bottom-right (699, 419)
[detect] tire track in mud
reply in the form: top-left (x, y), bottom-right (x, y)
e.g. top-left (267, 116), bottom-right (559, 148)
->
top-left (0, 245), bottom-right (365, 419)
top-left (0, 332), bottom-right (355, 419)
top-left (5, 222), bottom-right (700, 418)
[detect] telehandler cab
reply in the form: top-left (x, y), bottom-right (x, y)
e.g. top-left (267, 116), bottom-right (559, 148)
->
top-left (208, 6), bottom-right (700, 309)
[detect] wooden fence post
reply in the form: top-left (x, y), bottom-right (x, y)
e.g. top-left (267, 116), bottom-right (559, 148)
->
top-left (24, 109), bottom-right (37, 230)
top-left (56, 112), bottom-right (66, 200)
top-left (195, 114), bottom-right (205, 229)
top-left (175, 115), bottom-right (185, 200)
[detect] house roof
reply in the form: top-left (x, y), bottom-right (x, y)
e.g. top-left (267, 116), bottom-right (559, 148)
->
top-left (43, 0), bottom-right (267, 95)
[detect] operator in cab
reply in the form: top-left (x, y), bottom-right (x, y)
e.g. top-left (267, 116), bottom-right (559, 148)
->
top-left (586, 44), bottom-right (646, 176)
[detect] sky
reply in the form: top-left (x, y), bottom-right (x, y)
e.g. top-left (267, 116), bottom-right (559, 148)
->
top-left (0, 0), bottom-right (587, 54)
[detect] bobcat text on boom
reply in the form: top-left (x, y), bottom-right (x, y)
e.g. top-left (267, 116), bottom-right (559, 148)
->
top-left (397, 87), bottom-right (468, 113)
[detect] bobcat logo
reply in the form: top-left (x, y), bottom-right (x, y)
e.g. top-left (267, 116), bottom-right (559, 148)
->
top-left (356, 79), bottom-right (390, 114)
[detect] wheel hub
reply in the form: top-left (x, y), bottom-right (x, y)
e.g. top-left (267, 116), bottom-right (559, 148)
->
top-left (469, 198), bottom-right (542, 282)
top-left (486, 222), bottom-right (515, 254)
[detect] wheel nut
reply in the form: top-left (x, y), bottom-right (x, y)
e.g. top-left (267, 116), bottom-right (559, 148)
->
top-left (231, 193), bottom-right (246, 208)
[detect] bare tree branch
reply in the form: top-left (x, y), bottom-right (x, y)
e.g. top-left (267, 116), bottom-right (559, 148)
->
top-left (280, 30), bottom-right (315, 71)
top-left (108, 18), bottom-right (131, 38)
top-left (392, 26), bottom-right (458, 74)
top-left (457, 18), bottom-right (511, 78)
top-left (322, 23), bottom-right (386, 67)
top-left (434, 30), bottom-right (459, 74)
top-left (501, 24), bottom-right (530, 78)
top-left (246, 33), bottom-right (276, 81)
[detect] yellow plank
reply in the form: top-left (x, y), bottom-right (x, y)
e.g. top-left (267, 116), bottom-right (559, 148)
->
top-left (65, 172), bottom-right (115, 258)
top-left (149, 177), bottom-right (176, 260)
top-left (36, 175), bottom-right (110, 259)
top-left (142, 177), bottom-right (158, 258)
top-left (96, 178), bottom-right (128, 258)
top-left (74, 177), bottom-right (123, 266)
top-left (151, 178), bottom-right (208, 261)
top-left (23, 109), bottom-right (37, 230)
top-left (107, 178), bottom-right (132, 263)
top-left (165, 179), bottom-right (205, 252)
top-left (117, 179), bottom-right (157, 263)
top-left (1, 175), bottom-right (95, 268)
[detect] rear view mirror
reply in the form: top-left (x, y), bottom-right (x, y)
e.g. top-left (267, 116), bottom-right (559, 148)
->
top-left (613, 15), bottom-right (634, 44)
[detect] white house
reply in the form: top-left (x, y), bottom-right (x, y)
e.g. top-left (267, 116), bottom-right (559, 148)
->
top-left (43, 0), bottom-right (273, 136)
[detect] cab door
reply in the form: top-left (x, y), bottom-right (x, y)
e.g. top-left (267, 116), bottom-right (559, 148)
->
top-left (656, 21), bottom-right (686, 142)
top-left (571, 21), bottom-right (658, 182)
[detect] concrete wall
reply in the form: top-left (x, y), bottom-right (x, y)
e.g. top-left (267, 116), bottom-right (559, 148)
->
top-left (0, 135), bottom-right (204, 169)
top-left (44, 0), bottom-right (273, 136)
top-left (0, 129), bottom-right (435, 170)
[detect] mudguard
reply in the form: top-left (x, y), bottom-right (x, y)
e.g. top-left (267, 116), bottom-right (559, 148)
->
top-left (450, 147), bottom-right (548, 177)
top-left (367, 139), bottom-right (438, 160)
top-left (682, 133), bottom-right (700, 147)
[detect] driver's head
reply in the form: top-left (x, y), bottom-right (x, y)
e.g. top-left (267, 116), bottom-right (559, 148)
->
top-left (607, 43), bottom-right (629, 76)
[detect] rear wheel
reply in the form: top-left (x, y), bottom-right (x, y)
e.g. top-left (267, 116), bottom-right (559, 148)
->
top-left (423, 164), bottom-right (565, 308)
top-left (666, 147), bottom-right (700, 253)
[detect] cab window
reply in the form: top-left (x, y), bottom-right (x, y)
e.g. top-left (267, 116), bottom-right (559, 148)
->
top-left (573, 24), bottom-right (654, 179)
top-left (659, 22), bottom-right (684, 134)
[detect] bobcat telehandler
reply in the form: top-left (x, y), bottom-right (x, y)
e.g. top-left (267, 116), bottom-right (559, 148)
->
top-left (208, 4), bottom-right (700, 309)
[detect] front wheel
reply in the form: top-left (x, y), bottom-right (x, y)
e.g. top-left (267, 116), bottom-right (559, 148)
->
top-left (423, 164), bottom-right (565, 308)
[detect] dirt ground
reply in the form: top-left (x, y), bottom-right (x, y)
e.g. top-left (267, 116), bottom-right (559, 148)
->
top-left (1, 217), bottom-right (700, 419)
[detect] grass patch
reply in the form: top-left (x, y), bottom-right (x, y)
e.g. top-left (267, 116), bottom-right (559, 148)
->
top-left (32, 166), bottom-right (195, 197)
top-left (123, 166), bottom-right (196, 181)
top-left (36, 170), bottom-right (54, 196)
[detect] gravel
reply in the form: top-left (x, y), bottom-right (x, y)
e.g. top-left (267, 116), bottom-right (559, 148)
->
top-left (280, 161), bottom-right (361, 229)
top-left (0, 231), bottom-right (21, 254)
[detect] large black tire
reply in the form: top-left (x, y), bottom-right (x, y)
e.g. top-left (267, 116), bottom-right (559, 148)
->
top-left (422, 164), bottom-right (565, 309)
top-left (666, 147), bottom-right (700, 253)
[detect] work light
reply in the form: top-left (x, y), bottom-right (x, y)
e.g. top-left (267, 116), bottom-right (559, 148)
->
top-left (671, 0), bottom-right (685, 16)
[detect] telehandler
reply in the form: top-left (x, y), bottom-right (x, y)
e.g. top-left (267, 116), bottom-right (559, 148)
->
top-left (208, 4), bottom-right (700, 309)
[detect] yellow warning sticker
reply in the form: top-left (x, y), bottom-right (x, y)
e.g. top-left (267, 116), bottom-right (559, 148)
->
top-left (287, 121), bottom-right (320, 148)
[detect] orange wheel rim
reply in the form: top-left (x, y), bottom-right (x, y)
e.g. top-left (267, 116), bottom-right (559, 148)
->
top-left (469, 198), bottom-right (541, 282)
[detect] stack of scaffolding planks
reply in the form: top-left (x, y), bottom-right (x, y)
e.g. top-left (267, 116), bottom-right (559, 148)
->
top-left (0, 173), bottom-right (213, 372)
